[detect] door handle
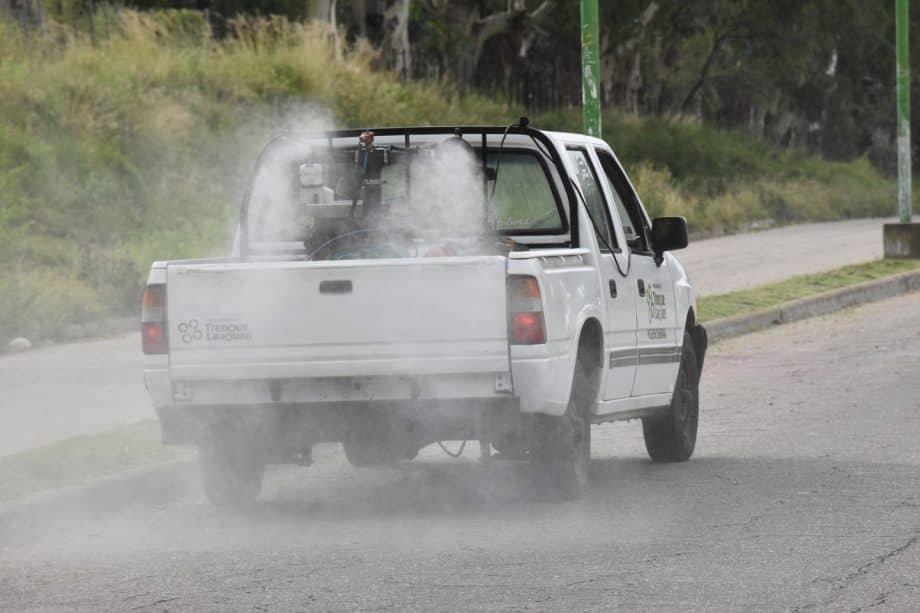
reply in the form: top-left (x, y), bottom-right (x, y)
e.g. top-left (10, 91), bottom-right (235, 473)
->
top-left (637, 279), bottom-right (646, 297)
top-left (609, 280), bottom-right (617, 298)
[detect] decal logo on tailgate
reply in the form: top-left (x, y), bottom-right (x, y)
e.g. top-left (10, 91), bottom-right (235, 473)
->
top-left (177, 320), bottom-right (203, 344)
top-left (177, 319), bottom-right (252, 343)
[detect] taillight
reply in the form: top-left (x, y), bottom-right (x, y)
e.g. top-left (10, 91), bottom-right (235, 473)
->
top-left (141, 284), bottom-right (168, 354)
top-left (508, 275), bottom-right (546, 344)
top-left (512, 311), bottom-right (546, 344)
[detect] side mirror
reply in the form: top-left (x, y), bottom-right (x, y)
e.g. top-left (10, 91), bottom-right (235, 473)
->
top-left (651, 216), bottom-right (688, 256)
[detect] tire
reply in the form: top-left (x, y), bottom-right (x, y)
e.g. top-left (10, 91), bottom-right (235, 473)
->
top-left (642, 331), bottom-right (699, 462)
top-left (530, 360), bottom-right (594, 500)
top-left (491, 431), bottom-right (528, 459)
top-left (199, 439), bottom-right (264, 507)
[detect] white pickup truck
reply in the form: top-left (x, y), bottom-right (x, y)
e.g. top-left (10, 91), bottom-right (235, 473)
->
top-left (142, 123), bottom-right (707, 504)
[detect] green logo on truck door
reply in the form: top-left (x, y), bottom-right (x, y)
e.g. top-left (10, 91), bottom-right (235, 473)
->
top-left (646, 288), bottom-right (668, 321)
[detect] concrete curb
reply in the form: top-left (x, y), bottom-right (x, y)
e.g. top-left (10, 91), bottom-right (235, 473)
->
top-left (0, 458), bottom-right (197, 543)
top-left (705, 268), bottom-right (920, 343)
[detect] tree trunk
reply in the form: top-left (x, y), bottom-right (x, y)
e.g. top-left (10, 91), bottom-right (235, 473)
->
top-left (86, 0), bottom-right (95, 46)
top-left (307, 0), bottom-right (333, 23)
top-left (2, 0), bottom-right (44, 30)
top-left (380, 0), bottom-right (411, 78)
top-left (454, 0), bottom-right (552, 89)
top-left (351, 0), bottom-right (367, 37)
top-left (600, 2), bottom-right (657, 114)
top-left (680, 28), bottom-right (732, 114)
top-left (624, 50), bottom-right (642, 114)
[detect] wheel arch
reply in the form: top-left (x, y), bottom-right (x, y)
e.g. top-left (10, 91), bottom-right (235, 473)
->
top-left (684, 306), bottom-right (696, 330)
top-left (683, 307), bottom-right (707, 378)
top-left (576, 316), bottom-right (604, 370)
top-left (567, 315), bottom-right (605, 411)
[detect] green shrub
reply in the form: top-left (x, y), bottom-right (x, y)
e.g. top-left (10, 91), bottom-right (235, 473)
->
top-left (703, 186), bottom-right (767, 233)
top-left (629, 162), bottom-right (704, 231)
top-left (538, 107), bottom-right (895, 233)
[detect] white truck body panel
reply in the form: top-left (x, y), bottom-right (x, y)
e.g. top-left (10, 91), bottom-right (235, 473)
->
top-left (506, 241), bottom-right (600, 417)
top-left (165, 256), bottom-right (510, 384)
top-left (143, 127), bottom-right (703, 440)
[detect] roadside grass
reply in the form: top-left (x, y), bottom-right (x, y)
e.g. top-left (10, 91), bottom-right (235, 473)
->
top-left (0, 420), bottom-right (183, 503)
top-left (698, 259), bottom-right (920, 322)
top-left (0, 9), bottom-right (900, 342)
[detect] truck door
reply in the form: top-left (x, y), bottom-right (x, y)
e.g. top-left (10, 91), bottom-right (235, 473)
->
top-left (594, 149), bottom-right (681, 398)
top-left (565, 147), bottom-right (638, 401)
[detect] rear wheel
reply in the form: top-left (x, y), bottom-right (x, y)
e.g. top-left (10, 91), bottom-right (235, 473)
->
top-left (199, 438), bottom-right (264, 507)
top-left (530, 360), bottom-right (594, 500)
top-left (642, 331), bottom-right (699, 462)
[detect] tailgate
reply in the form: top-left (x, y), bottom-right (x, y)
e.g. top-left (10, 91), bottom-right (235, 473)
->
top-left (166, 256), bottom-right (509, 381)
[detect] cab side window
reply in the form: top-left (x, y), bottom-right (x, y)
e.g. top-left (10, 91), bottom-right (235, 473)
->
top-left (594, 149), bottom-right (651, 253)
top-left (566, 148), bottom-right (617, 252)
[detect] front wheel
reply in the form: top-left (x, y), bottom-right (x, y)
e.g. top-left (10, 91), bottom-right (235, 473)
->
top-left (642, 331), bottom-right (699, 462)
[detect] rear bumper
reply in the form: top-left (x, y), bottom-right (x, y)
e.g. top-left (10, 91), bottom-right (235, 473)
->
top-left (510, 352), bottom-right (571, 417)
top-left (157, 396), bottom-right (520, 448)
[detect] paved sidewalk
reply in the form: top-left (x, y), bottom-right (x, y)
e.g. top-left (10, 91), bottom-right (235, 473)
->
top-left (681, 217), bottom-right (895, 295)
top-left (0, 334), bottom-right (151, 456)
top-left (0, 217), bottom-right (895, 457)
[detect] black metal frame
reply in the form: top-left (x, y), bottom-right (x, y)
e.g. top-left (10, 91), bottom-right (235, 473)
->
top-left (238, 126), bottom-right (579, 259)
top-left (565, 145), bottom-right (622, 253)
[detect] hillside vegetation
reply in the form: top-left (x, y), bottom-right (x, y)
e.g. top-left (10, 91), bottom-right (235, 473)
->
top-left (0, 11), bottom-right (897, 341)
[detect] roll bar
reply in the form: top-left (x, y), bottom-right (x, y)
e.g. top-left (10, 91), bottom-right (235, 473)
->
top-left (238, 125), bottom-right (579, 259)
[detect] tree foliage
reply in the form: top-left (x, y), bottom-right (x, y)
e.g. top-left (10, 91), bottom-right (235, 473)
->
top-left (1, 0), bottom-right (915, 168)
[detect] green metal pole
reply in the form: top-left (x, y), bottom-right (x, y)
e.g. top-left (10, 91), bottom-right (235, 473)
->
top-left (897, 0), bottom-right (912, 223)
top-left (580, 0), bottom-right (601, 138)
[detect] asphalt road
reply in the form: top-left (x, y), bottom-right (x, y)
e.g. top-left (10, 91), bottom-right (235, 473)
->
top-left (2, 291), bottom-right (919, 611)
top-left (0, 218), bottom-right (896, 458)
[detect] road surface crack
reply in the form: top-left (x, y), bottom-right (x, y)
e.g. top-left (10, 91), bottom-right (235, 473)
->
top-left (793, 533), bottom-right (920, 612)
top-left (130, 596), bottom-right (179, 611)
top-left (848, 578), bottom-right (920, 611)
